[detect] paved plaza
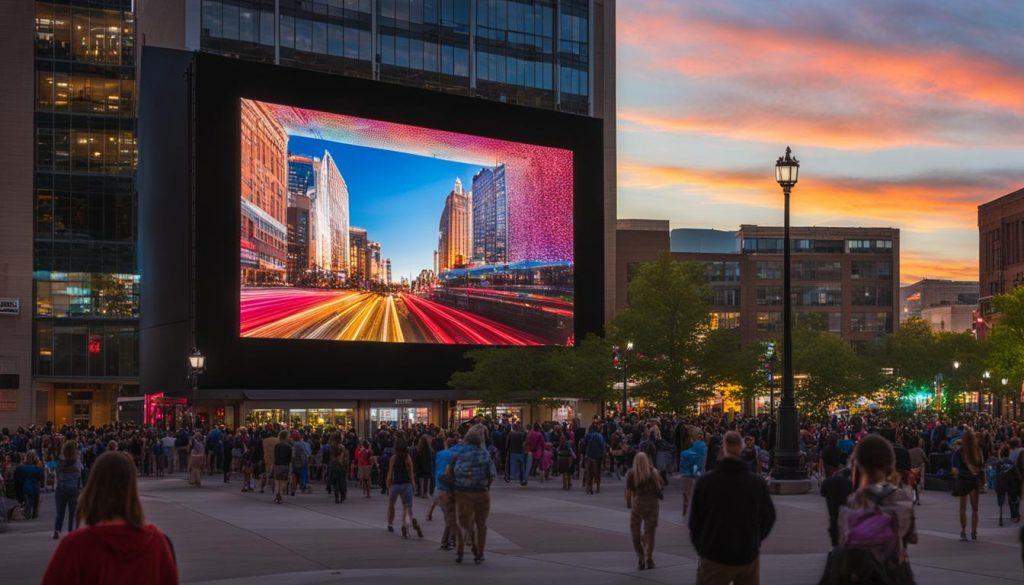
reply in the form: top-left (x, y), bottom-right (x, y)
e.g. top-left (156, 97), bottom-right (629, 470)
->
top-left (2, 473), bottom-right (1021, 585)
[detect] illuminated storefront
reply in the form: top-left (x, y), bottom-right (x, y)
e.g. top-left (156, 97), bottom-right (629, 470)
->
top-left (247, 407), bottom-right (355, 429)
top-left (369, 402), bottom-right (431, 431)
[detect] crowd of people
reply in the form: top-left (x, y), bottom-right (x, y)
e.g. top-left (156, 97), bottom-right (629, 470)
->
top-left (3, 408), bottom-right (1024, 584)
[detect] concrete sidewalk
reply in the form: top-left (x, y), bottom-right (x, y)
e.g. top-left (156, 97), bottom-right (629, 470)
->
top-left (1, 471), bottom-right (1021, 584)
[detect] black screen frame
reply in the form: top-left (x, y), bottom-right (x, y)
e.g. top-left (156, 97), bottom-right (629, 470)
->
top-left (192, 52), bottom-right (604, 391)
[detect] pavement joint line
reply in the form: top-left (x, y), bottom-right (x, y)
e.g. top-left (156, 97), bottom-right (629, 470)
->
top-left (909, 561), bottom-right (1024, 582)
top-left (149, 476), bottom-right (336, 571)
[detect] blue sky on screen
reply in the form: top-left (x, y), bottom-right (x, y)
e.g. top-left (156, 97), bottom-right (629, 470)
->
top-left (288, 135), bottom-right (486, 281)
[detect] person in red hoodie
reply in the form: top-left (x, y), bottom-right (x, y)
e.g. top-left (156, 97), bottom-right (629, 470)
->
top-left (41, 450), bottom-right (179, 585)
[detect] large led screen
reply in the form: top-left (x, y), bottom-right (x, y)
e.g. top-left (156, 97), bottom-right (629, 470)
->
top-left (238, 99), bottom-right (574, 346)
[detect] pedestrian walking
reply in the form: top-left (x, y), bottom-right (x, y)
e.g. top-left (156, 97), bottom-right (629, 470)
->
top-left (952, 429), bottom-right (984, 541)
top-left (820, 466), bottom-right (853, 547)
top-left (452, 424), bottom-right (496, 564)
top-left (41, 451), bottom-right (179, 585)
top-left (328, 432), bottom-right (349, 503)
top-left (16, 450), bottom-right (44, 520)
top-left (689, 431), bottom-right (775, 585)
top-left (431, 437), bottom-right (459, 550)
top-left (187, 433), bottom-right (205, 487)
top-left (507, 424), bottom-right (528, 486)
top-left (583, 424), bottom-right (607, 495)
top-left (625, 452), bottom-right (663, 570)
top-left (386, 438), bottom-right (423, 538)
top-left (679, 427), bottom-right (707, 517)
top-left (555, 434), bottom-right (576, 490)
top-left (53, 440), bottom-right (83, 539)
top-left (356, 439), bottom-right (374, 498)
top-left (272, 430), bottom-right (292, 504)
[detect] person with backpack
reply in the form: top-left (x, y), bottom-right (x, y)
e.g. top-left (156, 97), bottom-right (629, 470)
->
top-left (689, 431), bottom-right (775, 585)
top-left (952, 429), bottom-right (984, 541)
top-left (820, 433), bottom-right (917, 585)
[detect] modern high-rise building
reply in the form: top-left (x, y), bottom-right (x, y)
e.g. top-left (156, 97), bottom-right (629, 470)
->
top-left (471, 164), bottom-right (508, 264)
top-left (286, 155), bottom-right (316, 282)
top-left (368, 241), bottom-right (382, 282)
top-left (126, 0), bottom-right (614, 430)
top-left (310, 150), bottom-right (350, 275)
top-left (240, 99), bottom-right (289, 285)
top-left (349, 227), bottom-right (369, 283)
top-left (0, 1), bottom-right (139, 427)
top-left (438, 177), bottom-right (471, 272)
top-left (384, 258), bottom-right (392, 285)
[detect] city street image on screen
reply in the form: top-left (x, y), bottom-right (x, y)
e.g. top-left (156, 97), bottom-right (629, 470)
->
top-left (238, 99), bottom-right (574, 346)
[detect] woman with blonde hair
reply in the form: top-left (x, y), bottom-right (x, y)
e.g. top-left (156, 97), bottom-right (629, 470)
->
top-left (41, 451), bottom-right (178, 584)
top-left (952, 428), bottom-right (984, 541)
top-left (624, 451), bottom-right (663, 571)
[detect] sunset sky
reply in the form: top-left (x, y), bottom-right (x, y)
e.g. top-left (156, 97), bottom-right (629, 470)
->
top-left (616, 0), bottom-right (1024, 284)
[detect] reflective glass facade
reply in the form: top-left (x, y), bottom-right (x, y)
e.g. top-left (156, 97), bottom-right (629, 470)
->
top-left (33, 0), bottom-right (138, 379)
top-left (199, 0), bottom-right (592, 114)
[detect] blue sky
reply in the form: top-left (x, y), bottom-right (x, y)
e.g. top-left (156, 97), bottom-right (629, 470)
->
top-left (288, 136), bottom-right (483, 280)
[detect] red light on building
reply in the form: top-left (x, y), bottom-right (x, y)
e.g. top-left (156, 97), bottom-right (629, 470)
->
top-left (88, 335), bottom-right (102, 354)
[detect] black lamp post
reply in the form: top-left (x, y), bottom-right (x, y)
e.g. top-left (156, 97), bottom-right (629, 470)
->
top-left (622, 341), bottom-right (633, 418)
top-left (772, 147), bottom-right (804, 480)
top-left (187, 348), bottom-right (206, 428)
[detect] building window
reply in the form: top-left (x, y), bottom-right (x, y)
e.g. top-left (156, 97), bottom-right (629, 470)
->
top-left (756, 261), bottom-right (782, 279)
top-left (850, 312), bottom-right (892, 333)
top-left (792, 239), bottom-right (844, 254)
top-left (710, 287), bottom-right (740, 307)
top-left (743, 238), bottom-right (783, 253)
top-left (756, 312), bottom-right (782, 332)
top-left (847, 239), bottom-right (893, 253)
top-left (34, 272), bottom-right (140, 319)
top-left (705, 261), bottom-right (740, 282)
top-left (851, 261), bottom-right (892, 279)
top-left (756, 286), bottom-right (783, 306)
top-left (853, 285), bottom-right (892, 306)
top-left (792, 261), bottom-right (841, 280)
top-left (35, 321), bottom-right (138, 378)
top-left (709, 312), bottom-right (740, 330)
top-left (796, 285), bottom-right (842, 306)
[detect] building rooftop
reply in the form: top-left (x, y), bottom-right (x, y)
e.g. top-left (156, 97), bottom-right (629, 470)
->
top-left (616, 219), bottom-right (670, 232)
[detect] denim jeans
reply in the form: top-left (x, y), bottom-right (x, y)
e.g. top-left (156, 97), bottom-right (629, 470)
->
top-left (510, 453), bottom-right (528, 484)
top-left (54, 486), bottom-right (80, 533)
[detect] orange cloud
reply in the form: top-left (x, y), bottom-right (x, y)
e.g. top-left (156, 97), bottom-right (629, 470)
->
top-left (618, 161), bottom-right (1024, 233)
top-left (618, 5), bottom-right (1024, 148)
top-left (900, 251), bottom-right (978, 284)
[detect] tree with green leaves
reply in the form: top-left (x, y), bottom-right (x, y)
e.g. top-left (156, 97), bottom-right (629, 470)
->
top-left (449, 346), bottom-right (567, 410)
top-left (791, 324), bottom-right (866, 417)
top-left (985, 286), bottom-right (1024, 413)
top-left (607, 252), bottom-right (711, 412)
top-left (448, 334), bottom-right (617, 410)
top-left (701, 327), bottom-right (768, 401)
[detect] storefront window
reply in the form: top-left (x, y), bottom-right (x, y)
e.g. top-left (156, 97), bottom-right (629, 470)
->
top-left (371, 406), bottom-right (430, 430)
top-left (247, 407), bottom-right (353, 428)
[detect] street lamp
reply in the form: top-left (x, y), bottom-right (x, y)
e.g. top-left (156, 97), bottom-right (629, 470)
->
top-left (187, 348), bottom-right (206, 428)
top-left (622, 341), bottom-right (634, 418)
top-left (981, 370), bottom-right (991, 413)
top-left (772, 146), bottom-right (803, 481)
top-left (953, 360), bottom-right (960, 370)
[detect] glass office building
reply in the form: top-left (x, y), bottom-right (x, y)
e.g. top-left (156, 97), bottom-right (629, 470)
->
top-left (196, 0), bottom-right (595, 115)
top-left (30, 0), bottom-right (139, 426)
